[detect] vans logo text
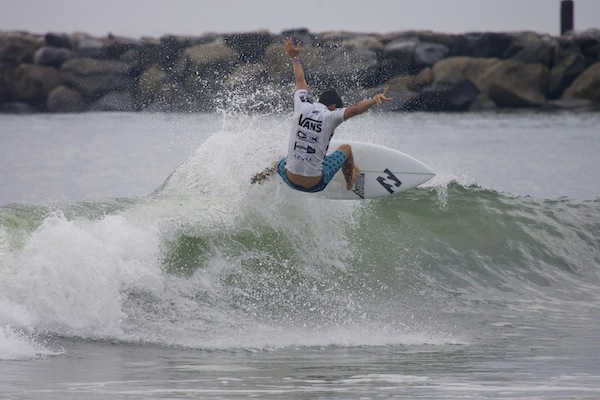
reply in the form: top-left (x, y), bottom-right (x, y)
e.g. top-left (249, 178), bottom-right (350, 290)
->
top-left (298, 114), bottom-right (322, 132)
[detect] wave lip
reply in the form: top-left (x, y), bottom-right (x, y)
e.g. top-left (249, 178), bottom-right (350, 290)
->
top-left (1, 140), bottom-right (599, 354)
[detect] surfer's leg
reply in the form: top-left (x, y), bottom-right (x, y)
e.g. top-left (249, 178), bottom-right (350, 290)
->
top-left (337, 144), bottom-right (359, 190)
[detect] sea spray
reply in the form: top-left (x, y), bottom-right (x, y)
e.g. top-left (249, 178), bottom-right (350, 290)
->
top-left (2, 172), bottom-right (599, 358)
top-left (2, 109), bottom-right (599, 359)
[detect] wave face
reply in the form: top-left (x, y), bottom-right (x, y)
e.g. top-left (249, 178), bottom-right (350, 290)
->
top-left (1, 121), bottom-right (599, 360)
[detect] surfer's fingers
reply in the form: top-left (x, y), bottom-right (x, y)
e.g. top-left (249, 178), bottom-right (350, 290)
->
top-left (380, 88), bottom-right (392, 102)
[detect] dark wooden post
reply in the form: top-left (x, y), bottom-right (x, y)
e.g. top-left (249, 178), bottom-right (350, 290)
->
top-left (561, 0), bottom-right (574, 35)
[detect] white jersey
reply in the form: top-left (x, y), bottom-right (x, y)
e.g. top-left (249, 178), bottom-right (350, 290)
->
top-left (285, 89), bottom-right (346, 177)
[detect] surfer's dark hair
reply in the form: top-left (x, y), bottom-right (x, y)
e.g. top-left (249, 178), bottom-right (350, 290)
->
top-left (319, 89), bottom-right (344, 108)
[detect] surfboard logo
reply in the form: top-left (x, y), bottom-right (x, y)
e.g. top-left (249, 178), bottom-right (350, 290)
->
top-left (353, 173), bottom-right (366, 199)
top-left (377, 168), bottom-right (402, 194)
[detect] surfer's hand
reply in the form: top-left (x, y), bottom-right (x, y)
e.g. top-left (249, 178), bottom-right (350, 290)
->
top-left (283, 37), bottom-right (301, 59)
top-left (373, 88), bottom-right (392, 104)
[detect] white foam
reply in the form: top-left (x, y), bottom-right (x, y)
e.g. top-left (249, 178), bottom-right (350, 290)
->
top-left (0, 210), bottom-right (164, 342)
top-left (0, 325), bottom-right (60, 360)
top-left (0, 114), bottom-right (458, 352)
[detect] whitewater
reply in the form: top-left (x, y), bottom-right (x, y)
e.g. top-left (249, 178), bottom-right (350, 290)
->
top-left (1, 110), bottom-right (599, 399)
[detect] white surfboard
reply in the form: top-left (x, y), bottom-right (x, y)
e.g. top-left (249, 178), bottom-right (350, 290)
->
top-left (318, 140), bottom-right (435, 200)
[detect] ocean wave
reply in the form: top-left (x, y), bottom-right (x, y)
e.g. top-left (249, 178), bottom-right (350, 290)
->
top-left (1, 178), bottom-right (598, 358)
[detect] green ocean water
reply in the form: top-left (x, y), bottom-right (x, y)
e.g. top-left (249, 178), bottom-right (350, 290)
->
top-left (1, 111), bottom-right (599, 399)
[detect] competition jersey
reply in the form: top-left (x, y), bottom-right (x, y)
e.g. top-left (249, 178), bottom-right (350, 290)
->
top-left (286, 89), bottom-right (346, 177)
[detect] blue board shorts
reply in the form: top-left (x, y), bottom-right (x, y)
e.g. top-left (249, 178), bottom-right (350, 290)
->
top-left (278, 150), bottom-right (347, 193)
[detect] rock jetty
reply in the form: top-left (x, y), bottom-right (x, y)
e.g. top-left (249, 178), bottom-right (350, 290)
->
top-left (1, 28), bottom-right (599, 113)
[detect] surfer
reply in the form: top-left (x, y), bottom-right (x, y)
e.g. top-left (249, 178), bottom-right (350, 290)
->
top-left (252, 37), bottom-right (391, 192)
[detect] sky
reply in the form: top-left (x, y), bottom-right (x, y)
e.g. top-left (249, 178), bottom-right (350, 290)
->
top-left (1, 0), bottom-right (599, 38)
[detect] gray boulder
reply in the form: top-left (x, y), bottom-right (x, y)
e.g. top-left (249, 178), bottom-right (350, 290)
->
top-left (383, 39), bottom-right (418, 66)
top-left (342, 35), bottom-right (384, 53)
top-left (433, 56), bottom-right (501, 85)
top-left (158, 35), bottom-right (207, 71)
top-left (105, 35), bottom-right (140, 59)
top-left (386, 30), bottom-right (458, 49)
top-left (400, 78), bottom-right (480, 111)
top-left (563, 62), bottom-right (600, 102)
top-left (548, 43), bottom-right (586, 98)
top-left (309, 45), bottom-right (380, 89)
top-left (453, 32), bottom-right (513, 58)
top-left (564, 29), bottom-right (600, 61)
top-left (434, 57), bottom-right (548, 107)
top-left (44, 32), bottom-right (72, 49)
top-left (413, 42), bottom-right (449, 67)
top-left (506, 32), bottom-right (556, 66)
top-left (136, 64), bottom-right (169, 106)
top-left (2, 64), bottom-right (60, 106)
top-left (60, 57), bottom-right (131, 99)
top-left (70, 33), bottom-right (107, 58)
top-left (137, 64), bottom-right (196, 112)
top-left (0, 73), bottom-right (6, 103)
top-left (175, 38), bottom-right (238, 96)
top-left (224, 31), bottom-right (273, 62)
top-left (380, 36), bottom-right (449, 73)
top-left (34, 46), bottom-right (72, 68)
top-left (124, 37), bottom-right (163, 75)
top-left (0, 32), bottom-right (43, 65)
top-left (87, 91), bottom-right (135, 111)
top-left (380, 39), bottom-right (420, 77)
top-left (46, 85), bottom-right (86, 112)
top-left (176, 38), bottom-right (238, 73)
top-left (482, 60), bottom-right (549, 107)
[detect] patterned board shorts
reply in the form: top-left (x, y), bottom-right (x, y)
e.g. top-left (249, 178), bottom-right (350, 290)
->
top-left (278, 150), bottom-right (347, 193)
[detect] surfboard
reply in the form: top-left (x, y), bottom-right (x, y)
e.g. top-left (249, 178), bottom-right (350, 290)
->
top-left (318, 140), bottom-right (435, 200)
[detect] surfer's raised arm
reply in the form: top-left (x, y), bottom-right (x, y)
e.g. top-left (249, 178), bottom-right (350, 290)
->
top-left (283, 37), bottom-right (308, 90)
top-left (343, 88), bottom-right (392, 120)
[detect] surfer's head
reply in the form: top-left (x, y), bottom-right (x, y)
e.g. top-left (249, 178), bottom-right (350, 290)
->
top-left (319, 89), bottom-right (344, 110)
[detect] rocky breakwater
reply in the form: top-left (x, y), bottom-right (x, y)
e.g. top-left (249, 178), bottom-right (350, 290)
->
top-left (1, 29), bottom-right (599, 113)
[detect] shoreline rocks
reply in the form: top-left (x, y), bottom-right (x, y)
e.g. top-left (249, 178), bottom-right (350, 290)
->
top-left (1, 29), bottom-right (599, 113)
